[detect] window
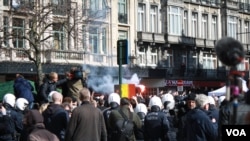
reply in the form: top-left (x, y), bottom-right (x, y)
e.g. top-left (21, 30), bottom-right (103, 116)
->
top-left (243, 21), bottom-right (249, 43)
top-left (52, 0), bottom-right (67, 15)
top-left (203, 53), bottom-right (216, 69)
top-left (3, 17), bottom-right (9, 47)
top-left (238, 19), bottom-right (242, 41)
top-left (190, 51), bottom-right (198, 68)
top-left (12, 18), bottom-right (25, 48)
top-left (90, 0), bottom-right (106, 17)
top-left (102, 28), bottom-right (107, 53)
top-left (201, 0), bottom-right (208, 4)
top-left (118, 0), bottom-right (127, 24)
top-left (150, 49), bottom-right (157, 65)
top-left (89, 27), bottom-right (98, 53)
top-left (228, 16), bottom-right (237, 38)
top-left (150, 5), bottom-right (158, 33)
top-left (53, 23), bottom-right (65, 50)
top-left (168, 6), bottom-right (182, 35)
top-left (138, 3), bottom-right (146, 32)
top-left (183, 10), bottom-right (188, 36)
top-left (4, 0), bottom-right (9, 6)
top-left (201, 14), bottom-right (208, 39)
top-left (88, 27), bottom-right (107, 54)
top-left (211, 15), bottom-right (218, 40)
top-left (210, 0), bottom-right (217, 5)
top-left (191, 12), bottom-right (198, 37)
top-left (138, 49), bottom-right (146, 65)
top-left (228, 0), bottom-right (238, 6)
top-left (166, 50), bottom-right (173, 67)
top-left (90, 0), bottom-right (99, 12)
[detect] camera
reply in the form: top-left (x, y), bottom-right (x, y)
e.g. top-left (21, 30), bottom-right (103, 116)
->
top-left (70, 67), bottom-right (83, 80)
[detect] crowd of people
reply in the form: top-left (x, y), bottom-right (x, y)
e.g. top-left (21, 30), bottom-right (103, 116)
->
top-left (1, 68), bottom-right (250, 141)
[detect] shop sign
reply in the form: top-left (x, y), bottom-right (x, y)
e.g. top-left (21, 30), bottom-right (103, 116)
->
top-left (165, 80), bottom-right (193, 86)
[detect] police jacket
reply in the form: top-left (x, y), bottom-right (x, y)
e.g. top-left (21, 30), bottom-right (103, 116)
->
top-left (102, 102), bottom-right (120, 138)
top-left (144, 106), bottom-right (170, 141)
top-left (108, 105), bottom-right (142, 141)
top-left (0, 104), bottom-right (23, 141)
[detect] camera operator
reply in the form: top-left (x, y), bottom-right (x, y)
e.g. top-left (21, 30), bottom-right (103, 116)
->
top-left (174, 93), bottom-right (196, 141)
top-left (65, 67), bottom-right (88, 105)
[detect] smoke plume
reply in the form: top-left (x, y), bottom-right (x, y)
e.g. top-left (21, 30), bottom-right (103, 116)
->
top-left (82, 65), bottom-right (141, 95)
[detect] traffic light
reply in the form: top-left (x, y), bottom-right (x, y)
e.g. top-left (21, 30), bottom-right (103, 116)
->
top-left (117, 39), bottom-right (128, 65)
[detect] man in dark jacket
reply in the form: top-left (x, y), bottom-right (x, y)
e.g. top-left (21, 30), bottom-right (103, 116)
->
top-left (182, 94), bottom-right (218, 141)
top-left (42, 91), bottom-right (69, 141)
top-left (38, 72), bottom-right (68, 104)
top-left (65, 88), bottom-right (107, 141)
top-left (13, 74), bottom-right (34, 109)
top-left (108, 97), bottom-right (142, 141)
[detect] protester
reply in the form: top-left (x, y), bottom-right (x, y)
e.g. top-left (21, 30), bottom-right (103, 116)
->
top-left (65, 67), bottom-right (87, 105)
top-left (42, 91), bottom-right (69, 141)
top-left (13, 74), bottom-right (35, 109)
top-left (63, 96), bottom-right (78, 111)
top-left (23, 109), bottom-right (59, 141)
top-left (38, 72), bottom-right (68, 105)
top-left (65, 88), bottom-right (107, 141)
top-left (61, 102), bottom-right (72, 118)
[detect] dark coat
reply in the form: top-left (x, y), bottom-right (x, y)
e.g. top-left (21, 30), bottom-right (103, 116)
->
top-left (65, 101), bottom-right (107, 141)
top-left (108, 105), bottom-right (142, 141)
top-left (27, 123), bottom-right (60, 141)
top-left (144, 107), bottom-right (170, 141)
top-left (4, 103), bottom-right (23, 133)
top-left (0, 114), bottom-right (16, 141)
top-left (13, 77), bottom-right (34, 103)
top-left (182, 108), bottom-right (218, 141)
top-left (38, 79), bottom-right (67, 104)
top-left (102, 105), bottom-right (120, 141)
top-left (42, 104), bottom-right (69, 141)
top-left (25, 110), bottom-right (59, 141)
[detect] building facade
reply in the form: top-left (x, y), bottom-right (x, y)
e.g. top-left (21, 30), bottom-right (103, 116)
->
top-left (0, 0), bottom-right (249, 95)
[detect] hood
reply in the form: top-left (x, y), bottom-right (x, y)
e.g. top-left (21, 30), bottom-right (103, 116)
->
top-left (45, 104), bottom-right (63, 115)
top-left (25, 110), bottom-right (44, 126)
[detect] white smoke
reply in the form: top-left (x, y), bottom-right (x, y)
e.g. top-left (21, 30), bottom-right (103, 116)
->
top-left (122, 73), bottom-right (141, 86)
top-left (82, 65), bottom-right (141, 94)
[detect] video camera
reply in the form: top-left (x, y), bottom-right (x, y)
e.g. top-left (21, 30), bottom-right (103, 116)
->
top-left (70, 67), bottom-right (83, 80)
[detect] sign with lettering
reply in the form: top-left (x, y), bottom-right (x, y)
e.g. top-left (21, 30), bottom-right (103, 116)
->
top-left (165, 80), bottom-right (193, 86)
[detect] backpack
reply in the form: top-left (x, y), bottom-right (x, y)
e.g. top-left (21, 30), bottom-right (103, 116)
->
top-left (115, 110), bottom-right (134, 141)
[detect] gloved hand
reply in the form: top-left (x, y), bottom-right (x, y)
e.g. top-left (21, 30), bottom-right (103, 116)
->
top-left (0, 106), bottom-right (7, 115)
